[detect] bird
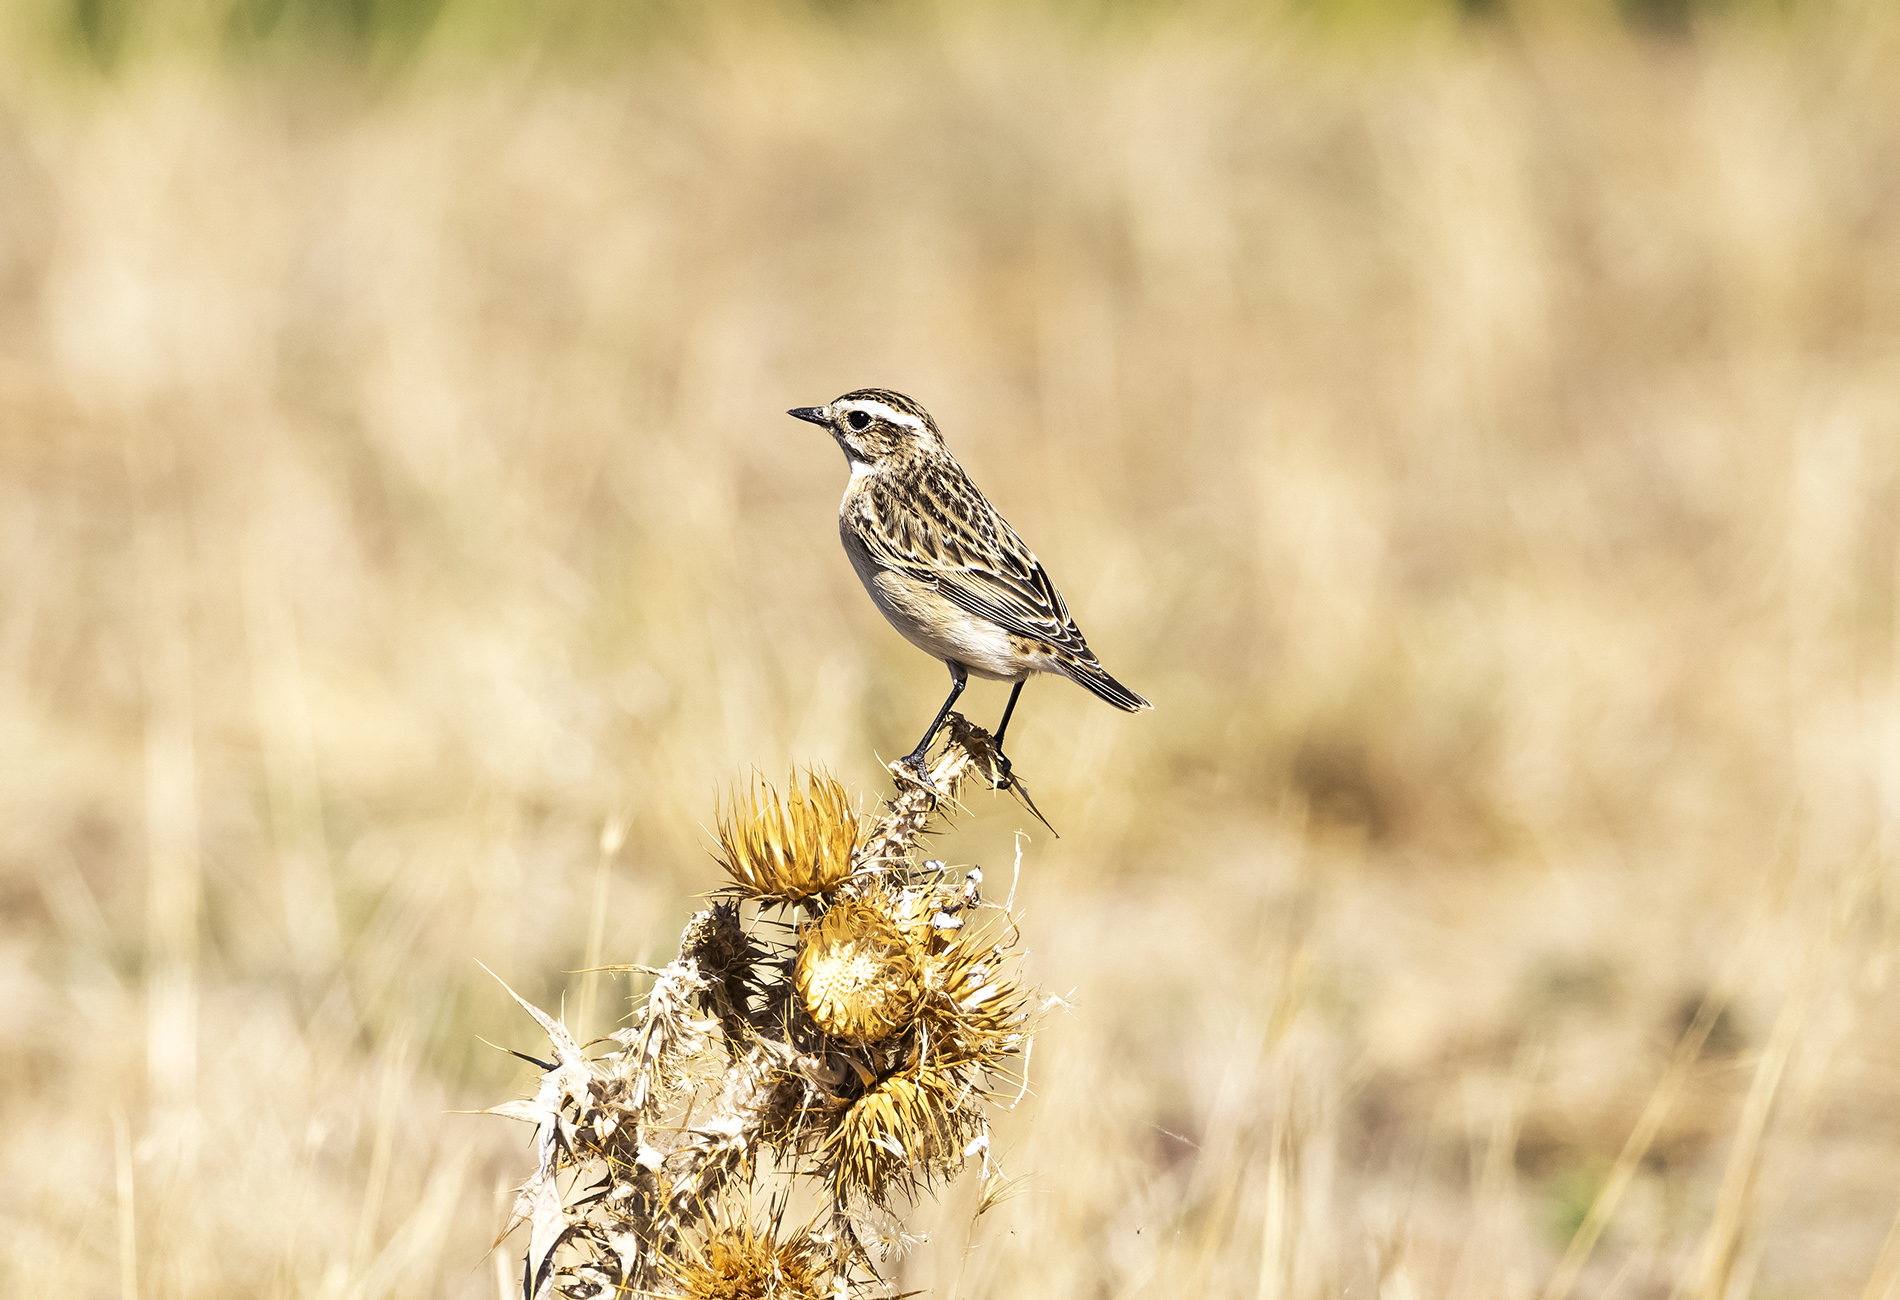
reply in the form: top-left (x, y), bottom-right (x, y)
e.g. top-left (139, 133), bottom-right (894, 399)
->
top-left (787, 388), bottom-right (1150, 793)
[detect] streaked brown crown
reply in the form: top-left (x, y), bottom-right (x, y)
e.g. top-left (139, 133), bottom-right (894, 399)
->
top-left (818, 389), bottom-right (947, 466)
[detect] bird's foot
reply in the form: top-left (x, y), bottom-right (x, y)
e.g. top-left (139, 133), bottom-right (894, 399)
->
top-left (894, 751), bottom-right (938, 796)
top-left (989, 747), bottom-right (1016, 791)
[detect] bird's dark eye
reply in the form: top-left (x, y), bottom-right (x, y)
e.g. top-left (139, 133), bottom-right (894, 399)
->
top-left (845, 410), bottom-right (872, 432)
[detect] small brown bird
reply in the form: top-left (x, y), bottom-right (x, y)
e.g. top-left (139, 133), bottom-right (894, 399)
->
top-left (789, 388), bottom-right (1150, 788)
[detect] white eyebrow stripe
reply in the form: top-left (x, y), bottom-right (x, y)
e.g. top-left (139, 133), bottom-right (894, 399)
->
top-left (841, 400), bottom-right (926, 433)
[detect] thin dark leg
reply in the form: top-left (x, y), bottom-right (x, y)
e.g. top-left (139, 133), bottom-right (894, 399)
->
top-left (993, 680), bottom-right (1026, 748)
top-left (902, 661), bottom-right (967, 782)
top-left (990, 680), bottom-right (1026, 789)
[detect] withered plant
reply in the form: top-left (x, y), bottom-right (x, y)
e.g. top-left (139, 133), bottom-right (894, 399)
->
top-left (488, 716), bottom-right (1046, 1299)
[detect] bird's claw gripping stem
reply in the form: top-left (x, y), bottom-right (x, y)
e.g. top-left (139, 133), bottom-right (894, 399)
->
top-left (896, 751), bottom-right (938, 796)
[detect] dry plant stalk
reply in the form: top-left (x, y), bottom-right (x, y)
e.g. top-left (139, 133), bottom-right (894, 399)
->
top-left (487, 714), bottom-right (1042, 1299)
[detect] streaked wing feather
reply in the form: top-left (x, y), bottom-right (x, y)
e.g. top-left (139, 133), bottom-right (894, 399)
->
top-left (857, 473), bottom-right (1095, 660)
top-left (935, 564), bottom-right (1086, 655)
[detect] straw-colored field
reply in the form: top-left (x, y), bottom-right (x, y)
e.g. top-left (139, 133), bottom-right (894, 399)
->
top-left (5, 3), bottom-right (1900, 1296)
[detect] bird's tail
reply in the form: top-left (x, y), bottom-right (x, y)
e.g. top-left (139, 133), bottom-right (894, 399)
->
top-left (1058, 655), bottom-right (1151, 712)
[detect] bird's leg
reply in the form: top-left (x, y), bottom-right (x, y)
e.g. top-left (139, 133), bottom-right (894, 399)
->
top-left (989, 680), bottom-right (1026, 789)
top-left (901, 662), bottom-right (967, 789)
top-left (987, 680), bottom-right (1057, 835)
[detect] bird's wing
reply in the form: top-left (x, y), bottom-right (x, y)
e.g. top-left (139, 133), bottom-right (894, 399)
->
top-left (853, 467), bottom-right (1097, 661)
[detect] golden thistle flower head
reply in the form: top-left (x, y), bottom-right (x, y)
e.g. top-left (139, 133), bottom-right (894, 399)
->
top-left (668, 1218), bottom-right (831, 1300)
top-left (826, 1064), bottom-right (981, 1206)
top-left (716, 770), bottom-right (858, 903)
top-left (919, 928), bottom-right (1035, 1068)
top-left (794, 899), bottom-right (923, 1042)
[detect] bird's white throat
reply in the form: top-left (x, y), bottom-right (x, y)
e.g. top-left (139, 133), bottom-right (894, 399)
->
top-left (847, 459), bottom-right (878, 484)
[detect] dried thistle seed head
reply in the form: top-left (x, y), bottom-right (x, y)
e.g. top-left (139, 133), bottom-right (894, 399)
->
top-left (669, 1220), bottom-right (831, 1300)
top-left (920, 930), bottom-right (1036, 1068)
top-left (683, 901), bottom-right (757, 980)
top-left (794, 900), bottom-right (923, 1042)
top-left (716, 770), bottom-right (858, 903)
top-left (826, 1065), bottom-right (982, 1205)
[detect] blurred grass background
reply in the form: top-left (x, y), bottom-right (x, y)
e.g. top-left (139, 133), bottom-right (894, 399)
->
top-left (3, 0), bottom-right (1899, 1295)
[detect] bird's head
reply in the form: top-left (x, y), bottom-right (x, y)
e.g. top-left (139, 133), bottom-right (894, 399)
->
top-left (788, 388), bottom-right (944, 474)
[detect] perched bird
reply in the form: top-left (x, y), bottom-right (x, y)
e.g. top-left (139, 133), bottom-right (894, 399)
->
top-left (788, 388), bottom-right (1150, 790)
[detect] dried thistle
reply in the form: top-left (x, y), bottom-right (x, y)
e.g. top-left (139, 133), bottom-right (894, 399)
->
top-left (684, 901), bottom-right (768, 1047)
top-left (918, 926), bottom-right (1035, 1069)
top-left (488, 716), bottom-right (1046, 1299)
top-left (666, 1212), bottom-right (833, 1300)
top-left (826, 1065), bottom-right (983, 1206)
top-left (716, 770), bottom-right (858, 903)
top-left (794, 898), bottom-right (923, 1043)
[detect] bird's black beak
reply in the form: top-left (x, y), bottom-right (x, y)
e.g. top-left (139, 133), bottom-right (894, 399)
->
top-left (787, 406), bottom-right (830, 427)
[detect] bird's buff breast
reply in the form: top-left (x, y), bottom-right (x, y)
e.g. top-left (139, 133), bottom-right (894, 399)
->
top-left (840, 522), bottom-right (1031, 682)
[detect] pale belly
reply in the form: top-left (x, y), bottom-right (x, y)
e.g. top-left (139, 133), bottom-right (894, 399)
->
top-left (844, 545), bottom-right (1038, 683)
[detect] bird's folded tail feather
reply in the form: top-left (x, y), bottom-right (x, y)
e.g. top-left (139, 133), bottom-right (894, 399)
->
top-left (1057, 656), bottom-right (1151, 712)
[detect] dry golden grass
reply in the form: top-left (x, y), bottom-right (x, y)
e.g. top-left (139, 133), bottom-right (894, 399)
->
top-left (4, 2), bottom-right (1900, 1296)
